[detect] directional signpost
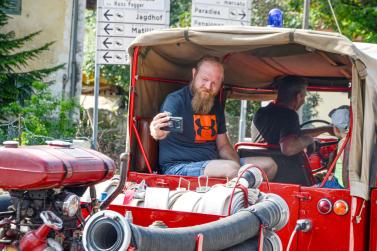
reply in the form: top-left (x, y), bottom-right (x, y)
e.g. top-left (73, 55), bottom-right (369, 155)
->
top-left (191, 0), bottom-right (251, 27)
top-left (96, 0), bottom-right (170, 65)
top-left (92, 0), bottom-right (170, 149)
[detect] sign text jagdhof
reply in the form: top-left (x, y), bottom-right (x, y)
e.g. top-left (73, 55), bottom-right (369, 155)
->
top-left (96, 0), bottom-right (170, 65)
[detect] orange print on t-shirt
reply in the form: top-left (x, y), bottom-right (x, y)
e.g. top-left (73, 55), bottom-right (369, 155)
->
top-left (193, 115), bottom-right (217, 142)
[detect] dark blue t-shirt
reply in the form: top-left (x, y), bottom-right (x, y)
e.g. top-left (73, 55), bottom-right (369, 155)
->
top-left (159, 86), bottom-right (226, 169)
top-left (250, 103), bottom-right (300, 145)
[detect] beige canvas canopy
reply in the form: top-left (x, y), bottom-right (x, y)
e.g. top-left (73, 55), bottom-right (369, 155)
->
top-left (128, 26), bottom-right (377, 200)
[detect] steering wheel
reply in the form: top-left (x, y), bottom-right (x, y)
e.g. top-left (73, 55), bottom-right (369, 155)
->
top-left (300, 119), bottom-right (339, 148)
top-left (300, 119), bottom-right (331, 128)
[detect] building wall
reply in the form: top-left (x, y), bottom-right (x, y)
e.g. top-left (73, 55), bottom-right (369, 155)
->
top-left (316, 92), bottom-right (349, 121)
top-left (5, 0), bottom-right (86, 99)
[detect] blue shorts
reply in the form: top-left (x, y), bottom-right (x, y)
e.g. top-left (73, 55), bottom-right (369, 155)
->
top-left (163, 160), bottom-right (210, 176)
top-left (239, 157), bottom-right (246, 166)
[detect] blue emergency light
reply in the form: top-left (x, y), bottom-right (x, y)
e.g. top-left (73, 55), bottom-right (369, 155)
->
top-left (267, 8), bottom-right (283, 28)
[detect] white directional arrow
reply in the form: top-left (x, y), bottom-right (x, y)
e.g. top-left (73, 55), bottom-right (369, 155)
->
top-left (103, 9), bottom-right (114, 20)
top-left (97, 37), bottom-right (135, 50)
top-left (97, 50), bottom-right (129, 65)
top-left (229, 8), bottom-right (247, 20)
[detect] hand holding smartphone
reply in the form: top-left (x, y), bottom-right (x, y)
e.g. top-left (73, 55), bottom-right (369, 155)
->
top-left (161, 112), bottom-right (183, 133)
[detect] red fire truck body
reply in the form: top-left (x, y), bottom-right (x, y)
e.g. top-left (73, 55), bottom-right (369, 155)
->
top-left (1, 27), bottom-right (377, 251)
top-left (109, 27), bottom-right (377, 251)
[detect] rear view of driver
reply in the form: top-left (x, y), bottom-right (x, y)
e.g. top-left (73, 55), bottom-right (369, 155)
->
top-left (246, 76), bottom-right (335, 183)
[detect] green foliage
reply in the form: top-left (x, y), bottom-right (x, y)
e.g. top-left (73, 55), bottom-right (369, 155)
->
top-left (82, 10), bottom-right (96, 79)
top-left (0, 0), bottom-right (63, 118)
top-left (77, 106), bottom-right (127, 166)
top-left (170, 0), bottom-right (191, 27)
top-left (284, 0), bottom-right (377, 42)
top-left (250, 0), bottom-right (282, 26)
top-left (250, 0), bottom-right (377, 42)
top-left (225, 99), bottom-right (261, 141)
top-left (0, 82), bottom-right (78, 145)
top-left (303, 92), bottom-right (322, 122)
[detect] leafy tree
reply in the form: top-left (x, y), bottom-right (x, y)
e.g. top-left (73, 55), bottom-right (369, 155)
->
top-left (303, 92), bottom-right (322, 122)
top-left (250, 0), bottom-right (283, 26)
top-left (1, 82), bottom-right (78, 145)
top-left (284, 0), bottom-right (377, 42)
top-left (0, 0), bottom-right (62, 119)
top-left (171, 0), bottom-right (191, 27)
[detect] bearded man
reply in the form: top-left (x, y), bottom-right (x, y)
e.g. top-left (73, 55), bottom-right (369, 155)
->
top-left (150, 56), bottom-right (240, 178)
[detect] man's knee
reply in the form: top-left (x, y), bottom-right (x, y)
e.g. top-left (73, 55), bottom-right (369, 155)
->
top-left (204, 160), bottom-right (240, 178)
top-left (265, 159), bottom-right (278, 180)
top-left (241, 157), bottom-right (277, 180)
top-left (223, 161), bottom-right (239, 178)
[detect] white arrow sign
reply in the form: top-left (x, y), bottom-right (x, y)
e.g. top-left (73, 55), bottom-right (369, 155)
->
top-left (194, 0), bottom-right (250, 8)
top-left (97, 50), bottom-right (130, 65)
top-left (191, 0), bottom-right (251, 27)
top-left (97, 37), bottom-right (135, 50)
top-left (100, 0), bottom-right (169, 10)
top-left (97, 22), bottom-right (167, 37)
top-left (192, 16), bottom-right (249, 26)
top-left (96, 0), bottom-right (170, 65)
top-left (192, 3), bottom-right (249, 20)
top-left (98, 8), bottom-right (169, 25)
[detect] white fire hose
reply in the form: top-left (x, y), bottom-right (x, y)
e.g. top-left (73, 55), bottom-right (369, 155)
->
top-left (131, 166), bottom-right (264, 215)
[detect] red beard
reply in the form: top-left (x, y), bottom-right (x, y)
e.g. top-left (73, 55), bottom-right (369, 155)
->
top-left (191, 84), bottom-right (215, 114)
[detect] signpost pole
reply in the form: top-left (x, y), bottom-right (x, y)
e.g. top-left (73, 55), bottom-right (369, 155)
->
top-left (92, 63), bottom-right (100, 150)
top-left (238, 100), bottom-right (247, 142)
top-left (303, 0), bottom-right (310, 29)
top-left (92, 4), bottom-right (101, 150)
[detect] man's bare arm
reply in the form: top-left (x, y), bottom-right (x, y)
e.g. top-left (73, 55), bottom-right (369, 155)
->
top-left (301, 125), bottom-right (334, 137)
top-left (216, 133), bottom-right (240, 164)
top-left (280, 135), bottom-right (313, 156)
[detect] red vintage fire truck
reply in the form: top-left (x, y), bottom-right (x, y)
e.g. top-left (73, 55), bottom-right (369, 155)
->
top-left (1, 27), bottom-right (377, 251)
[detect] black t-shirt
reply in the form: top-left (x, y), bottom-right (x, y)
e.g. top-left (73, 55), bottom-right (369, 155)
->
top-left (251, 103), bottom-right (300, 145)
top-left (159, 86), bottom-right (226, 169)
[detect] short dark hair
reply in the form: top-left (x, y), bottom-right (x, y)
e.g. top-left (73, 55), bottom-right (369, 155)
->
top-left (275, 76), bottom-right (308, 103)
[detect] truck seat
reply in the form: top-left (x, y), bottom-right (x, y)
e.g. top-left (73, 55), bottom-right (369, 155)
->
top-left (238, 146), bottom-right (315, 186)
top-left (132, 118), bottom-right (159, 173)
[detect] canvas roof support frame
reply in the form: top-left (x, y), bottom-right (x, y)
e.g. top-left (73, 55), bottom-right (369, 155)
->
top-left (126, 27), bottom-right (377, 200)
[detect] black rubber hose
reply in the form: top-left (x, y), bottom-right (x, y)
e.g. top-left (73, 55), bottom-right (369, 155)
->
top-left (130, 209), bottom-right (260, 251)
top-left (222, 237), bottom-right (259, 251)
top-left (130, 194), bottom-right (287, 251)
top-left (100, 153), bottom-right (128, 210)
top-left (224, 230), bottom-right (282, 251)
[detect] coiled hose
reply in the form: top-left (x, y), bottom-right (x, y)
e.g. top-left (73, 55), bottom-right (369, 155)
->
top-left (83, 194), bottom-right (288, 251)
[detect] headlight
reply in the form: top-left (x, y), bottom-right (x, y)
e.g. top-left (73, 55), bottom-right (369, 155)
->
top-left (62, 193), bottom-right (80, 217)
